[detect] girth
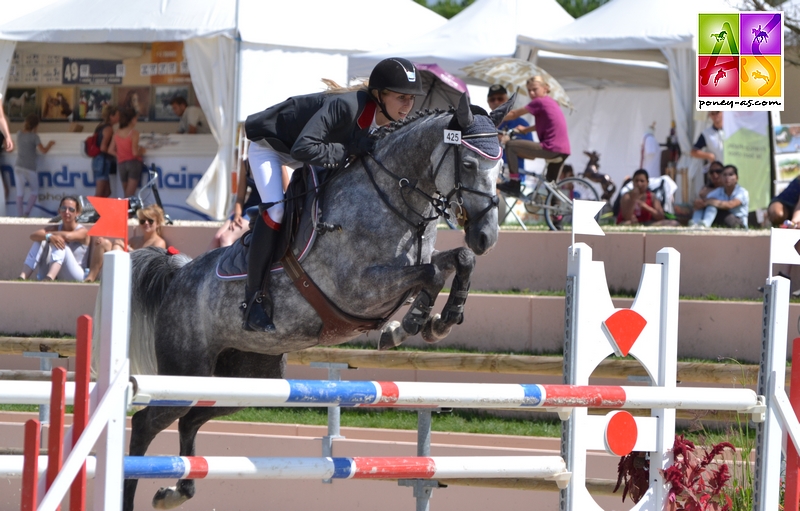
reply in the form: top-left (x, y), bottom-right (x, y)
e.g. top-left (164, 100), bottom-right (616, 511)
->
top-left (281, 248), bottom-right (387, 345)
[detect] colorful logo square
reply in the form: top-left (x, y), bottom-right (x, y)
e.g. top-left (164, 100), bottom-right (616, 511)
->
top-left (696, 11), bottom-right (783, 111)
top-left (740, 12), bottom-right (782, 55)
top-left (698, 13), bottom-right (740, 55)
top-left (698, 56), bottom-right (739, 97)
top-left (740, 55), bottom-right (781, 97)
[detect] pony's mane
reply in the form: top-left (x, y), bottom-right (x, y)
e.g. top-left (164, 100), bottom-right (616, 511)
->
top-left (372, 107), bottom-right (455, 140)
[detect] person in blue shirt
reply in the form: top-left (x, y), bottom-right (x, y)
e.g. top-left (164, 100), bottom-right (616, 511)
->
top-left (488, 85), bottom-right (532, 182)
top-left (689, 164), bottom-right (749, 228)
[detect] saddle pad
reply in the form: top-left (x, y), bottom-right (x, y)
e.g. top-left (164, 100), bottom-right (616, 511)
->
top-left (215, 167), bottom-right (321, 280)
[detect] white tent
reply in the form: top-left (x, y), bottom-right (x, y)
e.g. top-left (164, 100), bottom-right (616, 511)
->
top-left (347, 0), bottom-right (673, 190)
top-left (348, 0), bottom-right (574, 79)
top-left (0, 0), bottom-right (446, 219)
top-left (519, 0), bottom-right (737, 196)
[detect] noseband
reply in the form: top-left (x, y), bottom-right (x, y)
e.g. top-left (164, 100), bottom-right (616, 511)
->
top-left (361, 126), bottom-right (500, 264)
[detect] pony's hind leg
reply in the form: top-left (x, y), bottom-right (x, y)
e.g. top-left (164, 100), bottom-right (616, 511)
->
top-left (151, 350), bottom-right (285, 510)
top-left (151, 406), bottom-right (245, 510)
top-left (124, 405), bottom-right (191, 511)
top-left (423, 247), bottom-right (476, 343)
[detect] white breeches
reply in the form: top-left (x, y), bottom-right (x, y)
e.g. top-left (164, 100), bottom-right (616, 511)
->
top-left (248, 142), bottom-right (297, 225)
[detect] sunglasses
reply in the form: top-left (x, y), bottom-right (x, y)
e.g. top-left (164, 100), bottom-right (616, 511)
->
top-left (487, 96), bottom-right (506, 103)
top-left (59, 206), bottom-right (76, 213)
top-left (139, 218), bottom-right (155, 225)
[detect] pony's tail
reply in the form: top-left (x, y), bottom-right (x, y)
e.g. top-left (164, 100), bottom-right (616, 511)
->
top-left (91, 247), bottom-right (191, 376)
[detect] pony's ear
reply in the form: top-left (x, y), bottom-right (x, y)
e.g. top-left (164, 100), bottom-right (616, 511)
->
top-left (489, 92), bottom-right (517, 128)
top-left (455, 93), bottom-right (473, 127)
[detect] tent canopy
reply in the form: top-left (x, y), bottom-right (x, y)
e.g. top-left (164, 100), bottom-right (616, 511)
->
top-left (0, 0), bottom-right (236, 42)
top-left (519, 0), bottom-right (736, 62)
top-left (0, 0), bottom-right (445, 51)
top-left (348, 0), bottom-right (574, 79)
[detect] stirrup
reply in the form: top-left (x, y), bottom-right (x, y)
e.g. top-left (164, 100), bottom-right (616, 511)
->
top-left (241, 293), bottom-right (276, 333)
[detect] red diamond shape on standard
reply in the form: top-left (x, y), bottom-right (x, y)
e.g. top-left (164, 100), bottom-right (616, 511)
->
top-left (603, 309), bottom-right (647, 357)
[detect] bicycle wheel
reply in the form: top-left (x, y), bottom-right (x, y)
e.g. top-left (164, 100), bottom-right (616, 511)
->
top-left (544, 177), bottom-right (600, 231)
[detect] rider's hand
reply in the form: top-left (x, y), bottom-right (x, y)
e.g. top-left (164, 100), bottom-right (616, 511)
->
top-left (346, 134), bottom-right (375, 157)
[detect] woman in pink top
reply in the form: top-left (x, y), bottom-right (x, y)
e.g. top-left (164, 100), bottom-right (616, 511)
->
top-left (498, 76), bottom-right (571, 196)
top-left (108, 107), bottom-right (147, 197)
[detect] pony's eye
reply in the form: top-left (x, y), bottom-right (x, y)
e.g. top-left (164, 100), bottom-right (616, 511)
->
top-left (463, 160), bottom-right (477, 171)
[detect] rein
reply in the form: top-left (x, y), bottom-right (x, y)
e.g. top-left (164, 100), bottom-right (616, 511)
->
top-left (361, 130), bottom-right (499, 265)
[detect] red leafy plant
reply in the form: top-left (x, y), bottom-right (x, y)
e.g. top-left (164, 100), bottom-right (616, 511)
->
top-left (615, 435), bottom-right (736, 511)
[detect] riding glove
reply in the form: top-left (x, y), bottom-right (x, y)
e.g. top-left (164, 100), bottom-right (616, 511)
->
top-left (346, 134), bottom-right (376, 158)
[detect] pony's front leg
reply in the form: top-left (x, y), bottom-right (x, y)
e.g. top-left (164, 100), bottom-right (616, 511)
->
top-left (376, 263), bottom-right (448, 350)
top-left (379, 248), bottom-right (474, 349)
top-left (422, 247), bottom-right (475, 343)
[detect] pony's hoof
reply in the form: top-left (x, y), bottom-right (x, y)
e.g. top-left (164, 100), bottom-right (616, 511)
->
top-left (152, 486), bottom-right (189, 510)
top-left (378, 321), bottom-right (405, 350)
top-left (422, 314), bottom-right (452, 343)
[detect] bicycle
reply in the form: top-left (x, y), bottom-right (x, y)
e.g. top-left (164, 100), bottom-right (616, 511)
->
top-left (50, 164), bottom-right (172, 225)
top-left (497, 167), bottom-right (601, 231)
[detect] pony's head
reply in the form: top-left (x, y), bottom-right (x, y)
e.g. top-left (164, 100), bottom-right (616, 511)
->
top-left (433, 94), bottom-right (505, 255)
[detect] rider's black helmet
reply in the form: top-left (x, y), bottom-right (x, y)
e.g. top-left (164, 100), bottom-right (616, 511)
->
top-left (368, 58), bottom-right (425, 96)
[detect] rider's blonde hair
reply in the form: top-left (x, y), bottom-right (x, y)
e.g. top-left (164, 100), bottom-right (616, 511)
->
top-left (321, 78), bottom-right (368, 94)
top-left (526, 76), bottom-right (551, 94)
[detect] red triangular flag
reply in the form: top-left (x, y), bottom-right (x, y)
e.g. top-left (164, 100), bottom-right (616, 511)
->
top-left (87, 197), bottom-right (129, 250)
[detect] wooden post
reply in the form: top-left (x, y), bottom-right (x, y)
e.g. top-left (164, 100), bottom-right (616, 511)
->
top-left (784, 337), bottom-right (800, 511)
top-left (70, 315), bottom-right (93, 511)
top-left (46, 367), bottom-right (67, 511)
top-left (21, 419), bottom-right (40, 511)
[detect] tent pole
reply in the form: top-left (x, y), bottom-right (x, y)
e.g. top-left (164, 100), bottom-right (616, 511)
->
top-left (231, 0), bottom-right (242, 215)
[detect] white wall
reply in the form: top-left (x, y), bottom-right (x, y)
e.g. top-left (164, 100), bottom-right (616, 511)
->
top-left (564, 86), bottom-right (673, 189)
top-left (239, 45), bottom-right (350, 121)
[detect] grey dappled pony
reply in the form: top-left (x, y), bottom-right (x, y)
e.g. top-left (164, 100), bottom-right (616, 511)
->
top-left (121, 96), bottom-right (508, 510)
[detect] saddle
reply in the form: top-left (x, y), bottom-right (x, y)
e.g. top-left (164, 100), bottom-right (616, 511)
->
top-left (216, 166), bottom-right (322, 279)
top-left (216, 164), bottom-right (385, 343)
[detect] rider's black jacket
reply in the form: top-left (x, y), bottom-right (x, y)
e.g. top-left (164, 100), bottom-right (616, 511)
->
top-left (244, 90), bottom-right (376, 168)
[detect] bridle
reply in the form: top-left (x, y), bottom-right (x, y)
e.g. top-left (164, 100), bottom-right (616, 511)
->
top-left (361, 124), bottom-right (501, 265)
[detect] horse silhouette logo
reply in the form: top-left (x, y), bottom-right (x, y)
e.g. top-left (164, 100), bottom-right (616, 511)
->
top-left (752, 25), bottom-right (769, 44)
top-left (714, 69), bottom-right (727, 86)
top-left (752, 70), bottom-right (770, 84)
top-left (710, 31), bottom-right (727, 42)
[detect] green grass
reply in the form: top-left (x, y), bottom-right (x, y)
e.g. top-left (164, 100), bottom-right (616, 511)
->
top-left (220, 407), bottom-right (562, 437)
top-left (0, 403), bottom-right (757, 448)
top-left (0, 330), bottom-right (74, 338)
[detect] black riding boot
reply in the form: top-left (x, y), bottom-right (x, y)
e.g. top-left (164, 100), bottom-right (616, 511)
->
top-left (242, 209), bottom-right (280, 332)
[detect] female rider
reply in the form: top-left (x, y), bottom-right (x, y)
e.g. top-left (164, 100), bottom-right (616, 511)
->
top-left (241, 57), bottom-right (424, 332)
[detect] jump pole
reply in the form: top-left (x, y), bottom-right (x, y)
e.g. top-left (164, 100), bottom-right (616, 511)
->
top-left (128, 376), bottom-right (761, 412)
top-left (3, 455), bottom-right (571, 483)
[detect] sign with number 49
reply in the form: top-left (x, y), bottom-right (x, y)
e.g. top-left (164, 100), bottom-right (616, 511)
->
top-left (444, 130), bottom-right (461, 145)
